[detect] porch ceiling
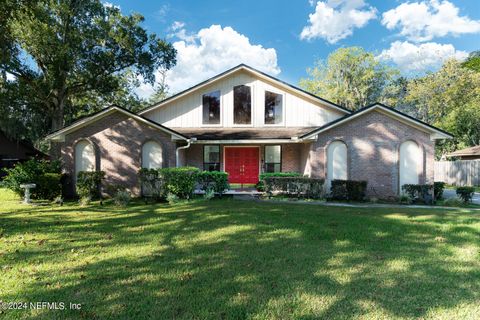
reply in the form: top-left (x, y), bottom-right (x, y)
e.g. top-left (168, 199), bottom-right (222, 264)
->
top-left (171, 127), bottom-right (318, 140)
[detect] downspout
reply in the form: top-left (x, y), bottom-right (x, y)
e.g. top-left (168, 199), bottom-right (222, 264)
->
top-left (175, 138), bottom-right (196, 167)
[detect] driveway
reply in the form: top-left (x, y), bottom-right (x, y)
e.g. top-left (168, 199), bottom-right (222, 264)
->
top-left (443, 188), bottom-right (480, 204)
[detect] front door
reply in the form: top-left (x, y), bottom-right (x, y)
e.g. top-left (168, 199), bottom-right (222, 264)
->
top-left (224, 147), bottom-right (259, 184)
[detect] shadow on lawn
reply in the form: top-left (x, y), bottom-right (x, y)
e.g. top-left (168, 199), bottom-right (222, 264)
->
top-left (2, 199), bottom-right (480, 319)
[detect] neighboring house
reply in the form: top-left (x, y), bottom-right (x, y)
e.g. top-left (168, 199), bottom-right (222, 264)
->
top-left (45, 64), bottom-right (452, 198)
top-left (446, 146), bottom-right (480, 160)
top-left (0, 130), bottom-right (47, 176)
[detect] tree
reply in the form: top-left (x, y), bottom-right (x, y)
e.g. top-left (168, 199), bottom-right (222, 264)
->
top-left (148, 68), bottom-right (170, 105)
top-left (300, 47), bottom-right (398, 110)
top-left (462, 50), bottom-right (480, 72)
top-left (0, 0), bottom-right (176, 134)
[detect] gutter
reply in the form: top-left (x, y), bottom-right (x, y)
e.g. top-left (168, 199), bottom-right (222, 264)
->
top-left (175, 138), bottom-right (197, 167)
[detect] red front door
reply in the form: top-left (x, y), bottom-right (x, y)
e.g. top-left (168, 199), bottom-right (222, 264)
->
top-left (224, 147), bottom-right (260, 184)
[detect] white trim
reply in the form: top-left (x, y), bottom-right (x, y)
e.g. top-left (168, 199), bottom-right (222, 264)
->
top-left (301, 104), bottom-right (452, 140)
top-left (45, 106), bottom-right (188, 141)
top-left (263, 89), bottom-right (286, 127)
top-left (139, 65), bottom-right (351, 116)
top-left (194, 139), bottom-right (301, 144)
top-left (232, 84), bottom-right (254, 127)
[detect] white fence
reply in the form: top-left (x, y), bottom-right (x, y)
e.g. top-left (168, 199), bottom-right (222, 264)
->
top-left (434, 160), bottom-right (480, 186)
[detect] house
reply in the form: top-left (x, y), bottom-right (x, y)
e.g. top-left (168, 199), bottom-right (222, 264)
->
top-left (446, 145), bottom-right (480, 160)
top-left (45, 64), bottom-right (452, 198)
top-left (0, 130), bottom-right (47, 176)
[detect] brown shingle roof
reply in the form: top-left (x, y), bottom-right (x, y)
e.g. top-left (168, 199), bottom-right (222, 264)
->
top-left (447, 145), bottom-right (480, 157)
top-left (171, 127), bottom-right (318, 140)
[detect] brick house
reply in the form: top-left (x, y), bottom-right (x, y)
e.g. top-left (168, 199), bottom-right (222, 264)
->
top-left (46, 64), bottom-right (452, 198)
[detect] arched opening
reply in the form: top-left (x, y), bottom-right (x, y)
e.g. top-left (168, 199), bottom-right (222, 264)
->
top-left (399, 140), bottom-right (421, 193)
top-left (327, 141), bottom-right (347, 185)
top-left (75, 140), bottom-right (95, 176)
top-left (142, 141), bottom-right (163, 169)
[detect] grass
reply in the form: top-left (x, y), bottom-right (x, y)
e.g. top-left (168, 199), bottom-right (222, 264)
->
top-left (1, 189), bottom-right (480, 319)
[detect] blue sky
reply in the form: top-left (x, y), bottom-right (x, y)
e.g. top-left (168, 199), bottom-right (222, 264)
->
top-left (108, 0), bottom-right (480, 97)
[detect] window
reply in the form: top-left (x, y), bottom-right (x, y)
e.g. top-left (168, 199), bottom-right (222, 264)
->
top-left (264, 91), bottom-right (283, 124)
top-left (142, 141), bottom-right (163, 169)
top-left (327, 141), bottom-right (347, 185)
top-left (204, 145), bottom-right (220, 171)
top-left (399, 140), bottom-right (421, 192)
top-left (75, 140), bottom-right (95, 176)
top-left (233, 85), bottom-right (251, 125)
top-left (202, 90), bottom-right (221, 125)
top-left (265, 145), bottom-right (281, 173)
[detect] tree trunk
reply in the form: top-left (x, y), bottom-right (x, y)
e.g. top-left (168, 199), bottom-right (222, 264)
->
top-left (51, 90), bottom-right (66, 131)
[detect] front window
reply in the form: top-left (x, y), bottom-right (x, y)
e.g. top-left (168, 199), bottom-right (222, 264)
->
top-left (202, 90), bottom-right (221, 125)
top-left (204, 145), bottom-right (220, 171)
top-left (265, 91), bottom-right (283, 124)
top-left (264, 145), bottom-right (281, 173)
top-left (233, 85), bottom-right (251, 125)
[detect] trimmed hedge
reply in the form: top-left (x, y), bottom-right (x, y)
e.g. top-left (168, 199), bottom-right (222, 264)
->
top-left (434, 181), bottom-right (446, 200)
top-left (2, 159), bottom-right (63, 200)
top-left (138, 168), bottom-right (164, 199)
top-left (330, 180), bottom-right (367, 201)
top-left (456, 186), bottom-right (475, 203)
top-left (256, 172), bottom-right (301, 191)
top-left (161, 167), bottom-right (200, 199)
top-left (198, 171), bottom-right (229, 196)
top-left (264, 176), bottom-right (325, 199)
top-left (76, 171), bottom-right (105, 200)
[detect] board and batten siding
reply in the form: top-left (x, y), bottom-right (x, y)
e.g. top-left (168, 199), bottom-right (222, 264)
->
top-left (142, 70), bottom-right (345, 128)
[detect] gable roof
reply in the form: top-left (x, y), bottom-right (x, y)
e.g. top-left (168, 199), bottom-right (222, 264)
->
top-left (300, 103), bottom-right (453, 140)
top-left (138, 64), bottom-right (352, 116)
top-left (447, 145), bottom-right (480, 157)
top-left (45, 105), bottom-right (188, 141)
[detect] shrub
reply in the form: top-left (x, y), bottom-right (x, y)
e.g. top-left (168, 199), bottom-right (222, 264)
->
top-left (401, 184), bottom-right (433, 204)
top-left (398, 194), bottom-right (412, 204)
top-left (114, 189), bottom-right (131, 207)
top-left (160, 167), bottom-right (200, 199)
top-left (456, 186), bottom-right (475, 203)
top-left (434, 181), bottom-right (446, 200)
top-left (198, 171), bottom-right (229, 196)
top-left (203, 189), bottom-right (215, 200)
top-left (138, 168), bottom-right (164, 199)
top-left (2, 159), bottom-right (62, 199)
top-left (256, 172), bottom-right (301, 191)
top-left (76, 171), bottom-right (105, 200)
top-left (264, 176), bottom-right (325, 199)
top-left (443, 197), bottom-right (464, 207)
top-left (330, 180), bottom-right (368, 201)
top-left (35, 173), bottom-right (62, 200)
top-left (166, 192), bottom-right (179, 205)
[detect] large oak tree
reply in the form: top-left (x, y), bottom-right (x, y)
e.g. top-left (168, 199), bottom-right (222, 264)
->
top-left (0, 0), bottom-right (176, 134)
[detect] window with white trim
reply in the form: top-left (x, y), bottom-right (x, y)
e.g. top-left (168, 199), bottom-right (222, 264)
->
top-left (204, 145), bottom-right (220, 171)
top-left (264, 91), bottom-right (283, 125)
top-left (202, 90), bottom-right (221, 125)
top-left (264, 145), bottom-right (281, 173)
top-left (233, 85), bottom-right (252, 125)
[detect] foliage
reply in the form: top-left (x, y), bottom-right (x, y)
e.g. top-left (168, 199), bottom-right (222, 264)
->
top-left (264, 176), bottom-right (325, 199)
top-left (456, 186), bottom-right (475, 203)
top-left (330, 180), bottom-right (368, 201)
top-left (114, 189), bottom-right (131, 207)
top-left (401, 184), bottom-right (434, 204)
top-left (76, 171), bottom-right (105, 200)
top-left (256, 172), bottom-right (301, 191)
top-left (399, 194), bottom-right (412, 204)
top-left (300, 47), bottom-right (398, 110)
top-left (0, 0), bottom-right (176, 140)
top-left (1, 159), bottom-right (62, 199)
top-left (443, 197), bottom-right (464, 207)
top-left (462, 51), bottom-right (480, 72)
top-left (434, 181), bottom-right (446, 200)
top-left (203, 189), bottom-right (215, 200)
top-left (166, 192), bottom-right (180, 205)
top-left (160, 167), bottom-right (200, 200)
top-left (198, 171), bottom-right (229, 196)
top-left (138, 168), bottom-right (164, 199)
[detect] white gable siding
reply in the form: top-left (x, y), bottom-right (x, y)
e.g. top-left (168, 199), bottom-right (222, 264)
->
top-left (143, 70), bottom-right (344, 128)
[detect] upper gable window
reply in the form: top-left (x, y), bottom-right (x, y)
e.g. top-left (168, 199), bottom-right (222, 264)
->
top-left (233, 85), bottom-right (252, 125)
top-left (264, 91), bottom-right (283, 125)
top-left (202, 90), bottom-right (221, 125)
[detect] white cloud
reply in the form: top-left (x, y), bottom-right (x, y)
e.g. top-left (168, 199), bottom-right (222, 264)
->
top-left (300, 0), bottom-right (377, 43)
top-left (377, 41), bottom-right (468, 72)
top-left (382, 0), bottom-right (480, 42)
top-left (137, 24), bottom-right (280, 97)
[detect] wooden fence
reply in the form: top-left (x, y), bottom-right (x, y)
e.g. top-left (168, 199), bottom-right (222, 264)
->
top-left (434, 160), bottom-right (480, 186)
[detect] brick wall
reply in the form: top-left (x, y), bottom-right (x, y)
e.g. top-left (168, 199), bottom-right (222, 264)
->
top-left (309, 109), bottom-right (434, 199)
top-left (61, 112), bottom-right (177, 196)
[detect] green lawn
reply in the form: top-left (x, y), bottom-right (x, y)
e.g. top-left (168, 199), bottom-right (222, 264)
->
top-left (1, 189), bottom-right (480, 319)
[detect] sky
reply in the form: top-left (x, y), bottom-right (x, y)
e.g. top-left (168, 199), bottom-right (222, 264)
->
top-left (107, 0), bottom-right (480, 98)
